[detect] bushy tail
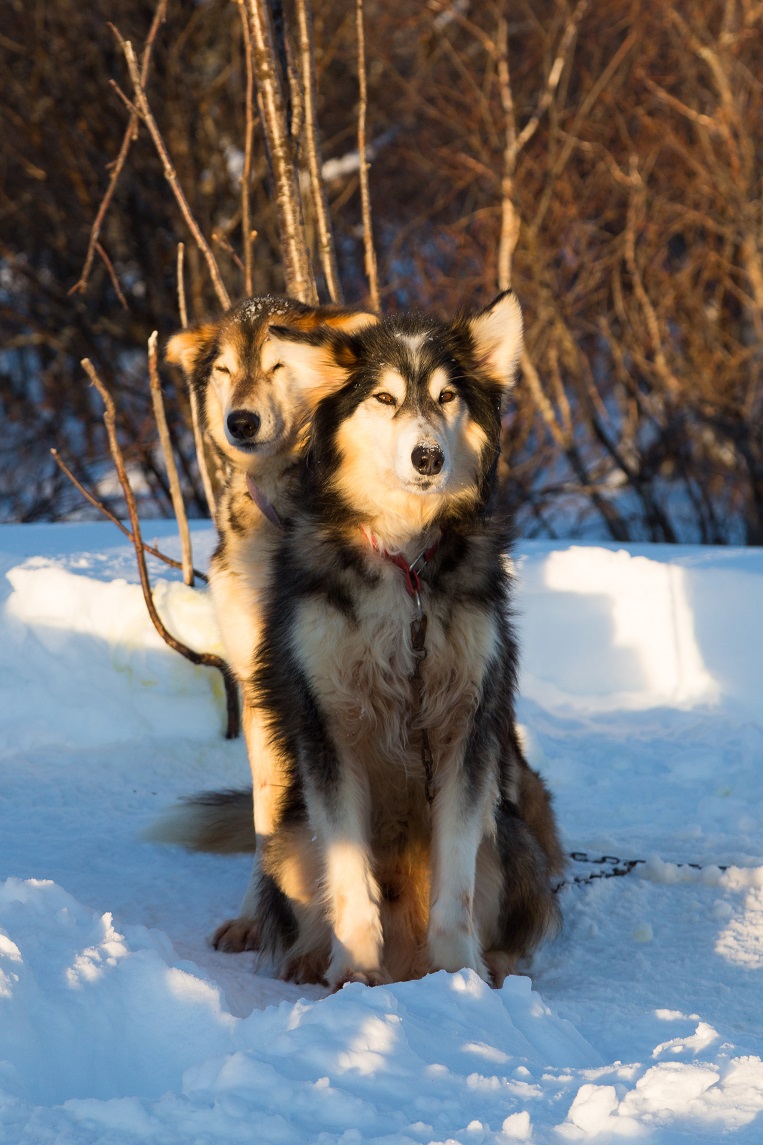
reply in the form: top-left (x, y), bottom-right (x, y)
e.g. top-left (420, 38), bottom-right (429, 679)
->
top-left (143, 788), bottom-right (256, 854)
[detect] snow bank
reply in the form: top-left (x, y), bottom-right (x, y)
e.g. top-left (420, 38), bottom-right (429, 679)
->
top-left (1, 523), bottom-right (762, 1143)
top-left (519, 542), bottom-right (763, 716)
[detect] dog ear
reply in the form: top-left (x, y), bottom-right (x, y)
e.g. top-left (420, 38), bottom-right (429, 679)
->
top-left (315, 308), bottom-right (378, 333)
top-left (285, 307), bottom-right (378, 334)
top-left (263, 324), bottom-right (356, 401)
top-left (467, 291), bottom-right (523, 394)
top-left (165, 323), bottom-right (218, 377)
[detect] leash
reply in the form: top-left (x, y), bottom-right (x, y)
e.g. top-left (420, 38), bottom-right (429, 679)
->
top-left (557, 849), bottom-right (729, 891)
top-left (245, 473), bottom-right (284, 529)
top-left (363, 529), bottom-right (441, 804)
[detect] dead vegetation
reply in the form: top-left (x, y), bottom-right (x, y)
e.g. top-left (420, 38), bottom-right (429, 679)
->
top-left (2, 0), bottom-right (762, 542)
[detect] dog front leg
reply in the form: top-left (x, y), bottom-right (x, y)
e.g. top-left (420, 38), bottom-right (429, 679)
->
top-left (213, 695), bottom-right (287, 952)
top-left (308, 765), bottom-right (388, 990)
top-left (427, 734), bottom-right (495, 982)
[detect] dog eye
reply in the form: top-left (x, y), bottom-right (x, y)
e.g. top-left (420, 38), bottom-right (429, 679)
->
top-left (439, 389), bottom-right (456, 404)
top-left (374, 392), bottom-right (396, 406)
top-left (214, 364), bottom-right (231, 376)
top-left (271, 363), bottom-right (283, 373)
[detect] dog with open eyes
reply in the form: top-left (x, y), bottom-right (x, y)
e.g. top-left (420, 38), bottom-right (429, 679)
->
top-left (168, 291), bottom-right (563, 989)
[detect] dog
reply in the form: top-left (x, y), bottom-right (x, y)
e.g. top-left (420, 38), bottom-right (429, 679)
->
top-left (161, 296), bottom-right (376, 951)
top-left (174, 290), bottom-right (563, 989)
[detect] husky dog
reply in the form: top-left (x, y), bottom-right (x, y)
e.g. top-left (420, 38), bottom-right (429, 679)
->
top-left (217, 290), bottom-right (563, 989)
top-left (163, 296), bottom-right (376, 951)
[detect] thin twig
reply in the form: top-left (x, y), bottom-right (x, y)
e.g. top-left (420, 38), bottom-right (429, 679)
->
top-left (295, 0), bottom-right (343, 303)
top-left (212, 231), bottom-right (246, 274)
top-left (96, 242), bottom-right (130, 310)
top-left (236, 0), bottom-right (255, 297)
top-left (147, 332), bottom-right (195, 586)
top-left (355, 0), bottom-right (379, 311)
top-left (176, 243), bottom-right (217, 520)
top-left (519, 349), bottom-right (567, 447)
top-left (82, 357), bottom-right (239, 739)
top-left (69, 0), bottom-right (169, 297)
top-left (114, 28), bottom-right (231, 310)
top-left (244, 0), bottom-right (317, 302)
top-left (176, 242), bottom-right (188, 329)
top-left (51, 448), bottom-right (208, 583)
top-left (514, 0), bottom-right (590, 155)
top-left (496, 13), bottom-right (519, 291)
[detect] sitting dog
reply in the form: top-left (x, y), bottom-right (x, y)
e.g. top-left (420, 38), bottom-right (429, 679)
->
top-left (162, 296), bottom-right (376, 950)
top-left (226, 290), bottom-right (564, 988)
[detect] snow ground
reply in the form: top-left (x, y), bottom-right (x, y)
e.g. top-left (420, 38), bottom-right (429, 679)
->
top-left (1, 520), bottom-right (762, 1144)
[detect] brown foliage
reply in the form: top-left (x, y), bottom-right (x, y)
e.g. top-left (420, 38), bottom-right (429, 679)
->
top-left (2, 0), bottom-right (762, 541)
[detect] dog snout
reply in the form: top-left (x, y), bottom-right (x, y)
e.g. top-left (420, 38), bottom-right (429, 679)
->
top-left (411, 442), bottom-right (444, 476)
top-left (227, 409), bottom-right (261, 443)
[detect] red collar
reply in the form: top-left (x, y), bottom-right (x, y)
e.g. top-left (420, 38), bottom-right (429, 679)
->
top-left (246, 474), bottom-right (284, 530)
top-left (361, 527), bottom-right (441, 598)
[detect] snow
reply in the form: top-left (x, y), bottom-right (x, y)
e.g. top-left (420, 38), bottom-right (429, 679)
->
top-left (1, 521), bottom-right (762, 1143)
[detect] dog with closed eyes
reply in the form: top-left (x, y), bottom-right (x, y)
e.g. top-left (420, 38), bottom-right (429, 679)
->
top-left (157, 296), bottom-right (377, 951)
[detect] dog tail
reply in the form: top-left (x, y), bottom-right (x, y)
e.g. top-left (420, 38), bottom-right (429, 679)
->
top-left (143, 788), bottom-right (256, 854)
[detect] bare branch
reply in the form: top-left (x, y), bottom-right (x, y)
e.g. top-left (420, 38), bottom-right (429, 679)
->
top-left (176, 241), bottom-right (188, 330)
top-left (623, 162), bottom-right (681, 398)
top-left (69, 0), bottom-right (168, 297)
top-left (236, 0), bottom-right (256, 297)
top-left (176, 243), bottom-right (218, 521)
top-left (81, 357), bottom-right (239, 739)
top-left (356, 0), bottom-right (380, 311)
top-left (244, 0), bottom-right (317, 302)
top-left (514, 0), bottom-right (590, 155)
top-left (496, 13), bottom-right (519, 291)
top-left (51, 449), bottom-right (208, 583)
top-left (95, 242), bottom-right (129, 310)
top-left (294, 0), bottom-right (343, 303)
top-left (519, 349), bottom-right (567, 448)
top-left (147, 332), bottom-right (195, 586)
top-left (116, 31), bottom-right (231, 310)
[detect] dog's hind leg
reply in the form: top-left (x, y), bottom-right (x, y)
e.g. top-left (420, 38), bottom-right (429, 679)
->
top-left (479, 799), bottom-right (561, 975)
top-left (213, 696), bottom-right (289, 952)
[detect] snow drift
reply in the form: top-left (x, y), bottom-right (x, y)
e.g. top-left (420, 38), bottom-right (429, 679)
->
top-left (1, 521), bottom-right (762, 1143)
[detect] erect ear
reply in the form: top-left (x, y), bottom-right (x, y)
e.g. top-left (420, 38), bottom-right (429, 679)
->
top-left (286, 306), bottom-right (378, 334)
top-left (468, 291), bottom-right (523, 392)
top-left (315, 307), bottom-right (378, 333)
top-left (165, 323), bottom-right (218, 377)
top-left (263, 324), bottom-right (357, 402)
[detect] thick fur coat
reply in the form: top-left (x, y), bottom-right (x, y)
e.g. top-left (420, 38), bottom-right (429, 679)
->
top-left (163, 296), bottom-right (376, 949)
top-left (243, 292), bottom-right (564, 989)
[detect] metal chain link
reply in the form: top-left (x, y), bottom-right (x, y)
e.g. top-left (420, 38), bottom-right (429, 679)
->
top-left (556, 850), bottom-right (729, 892)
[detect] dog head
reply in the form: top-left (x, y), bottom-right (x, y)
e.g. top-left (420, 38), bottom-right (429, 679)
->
top-left (165, 296), bottom-right (377, 472)
top-left (269, 291), bottom-right (523, 545)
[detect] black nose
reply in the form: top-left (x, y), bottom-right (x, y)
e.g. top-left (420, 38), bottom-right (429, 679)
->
top-left (227, 410), bottom-right (261, 443)
top-left (411, 443), bottom-right (444, 476)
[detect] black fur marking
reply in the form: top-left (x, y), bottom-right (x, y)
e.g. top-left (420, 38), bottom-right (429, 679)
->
top-left (251, 302), bottom-right (559, 982)
top-left (493, 798), bottom-right (562, 957)
top-left (254, 872), bottom-right (299, 962)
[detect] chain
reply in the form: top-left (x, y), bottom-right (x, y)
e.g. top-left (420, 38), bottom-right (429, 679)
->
top-left (557, 850), bottom-right (729, 892)
top-left (410, 604), bottom-right (434, 805)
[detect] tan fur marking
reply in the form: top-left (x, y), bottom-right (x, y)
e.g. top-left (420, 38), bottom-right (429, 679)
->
top-left (165, 324), bottom-right (217, 375)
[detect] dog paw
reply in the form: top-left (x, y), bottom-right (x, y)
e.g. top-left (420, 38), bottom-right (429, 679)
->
top-left (483, 949), bottom-right (517, 989)
top-left (281, 952), bottom-right (328, 986)
top-left (212, 917), bottom-right (260, 952)
top-left (428, 931), bottom-right (490, 983)
top-left (329, 966), bottom-right (392, 992)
